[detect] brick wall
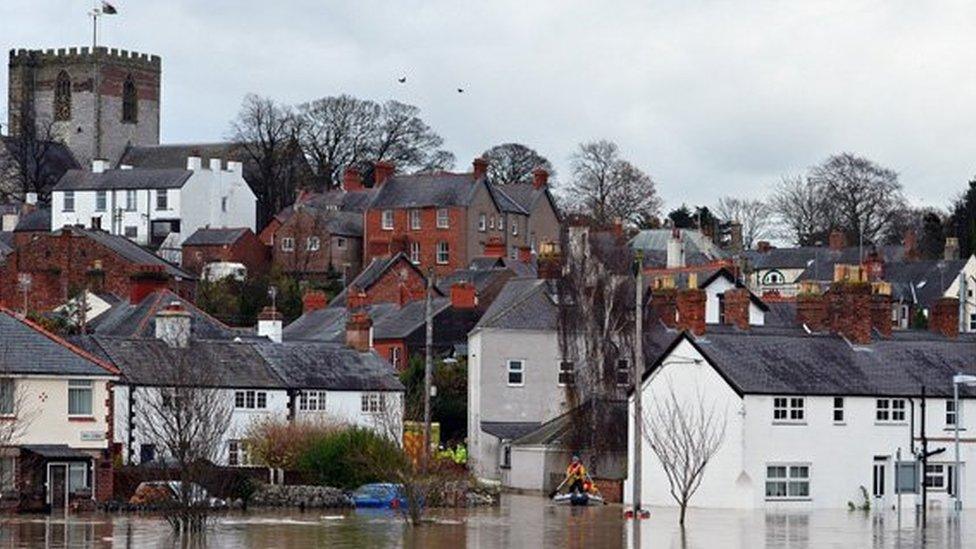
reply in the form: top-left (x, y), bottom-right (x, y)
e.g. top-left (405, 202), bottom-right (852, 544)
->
top-left (930, 297), bottom-right (960, 338)
top-left (796, 293), bottom-right (828, 331)
top-left (364, 206), bottom-right (467, 277)
top-left (676, 288), bottom-right (706, 335)
top-left (182, 231), bottom-right (269, 277)
top-left (649, 289), bottom-right (678, 328)
top-left (827, 282), bottom-right (872, 344)
top-left (871, 293), bottom-right (893, 338)
top-left (374, 340), bottom-right (408, 371)
top-left (723, 288), bottom-right (751, 330)
top-left (363, 262), bottom-right (427, 306)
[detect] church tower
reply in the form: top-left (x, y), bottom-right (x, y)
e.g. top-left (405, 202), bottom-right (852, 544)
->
top-left (7, 46), bottom-right (161, 166)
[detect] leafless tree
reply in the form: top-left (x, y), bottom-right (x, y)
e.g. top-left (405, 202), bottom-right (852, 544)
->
top-left (139, 344), bottom-right (233, 534)
top-left (481, 143), bottom-right (554, 184)
top-left (228, 94), bottom-right (307, 228)
top-left (642, 380), bottom-right (726, 526)
top-left (714, 197), bottom-right (773, 249)
top-left (0, 343), bottom-right (39, 495)
top-left (370, 100), bottom-right (454, 175)
top-left (0, 115), bottom-right (67, 204)
top-left (770, 175), bottom-right (831, 246)
top-left (297, 95), bottom-right (379, 189)
top-left (564, 140), bottom-right (662, 227)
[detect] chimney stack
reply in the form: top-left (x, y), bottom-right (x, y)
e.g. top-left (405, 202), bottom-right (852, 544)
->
top-left (343, 167), bottom-right (364, 192)
top-left (676, 287), bottom-right (706, 336)
top-left (186, 156), bottom-right (203, 171)
top-left (532, 167), bottom-right (549, 190)
top-left (517, 245), bottom-right (533, 264)
top-left (796, 284), bottom-right (828, 332)
top-left (346, 311), bottom-right (373, 351)
top-left (257, 306), bottom-right (283, 343)
top-left (649, 277), bottom-right (678, 328)
top-left (91, 159), bottom-right (109, 174)
top-left (129, 266), bottom-right (170, 304)
top-left (827, 281), bottom-right (872, 344)
top-left (723, 288), bottom-right (751, 330)
top-left (155, 301), bottom-right (191, 348)
top-left (828, 229), bottom-right (846, 251)
top-left (756, 240), bottom-right (772, 253)
top-left (373, 161), bottom-right (395, 187)
top-left (862, 250), bottom-right (885, 281)
top-left (870, 283), bottom-right (892, 339)
top-left (209, 158), bottom-right (222, 172)
top-left (472, 156), bottom-right (488, 180)
top-left (729, 222), bottom-right (743, 254)
top-left (666, 229), bottom-right (685, 269)
top-left (536, 241), bottom-right (562, 279)
top-left (347, 286), bottom-right (368, 311)
top-left (930, 297), bottom-right (960, 339)
top-left (944, 237), bottom-right (960, 261)
top-left (482, 236), bottom-right (506, 258)
top-left (302, 290), bottom-right (328, 314)
top-left (450, 281), bottom-right (477, 309)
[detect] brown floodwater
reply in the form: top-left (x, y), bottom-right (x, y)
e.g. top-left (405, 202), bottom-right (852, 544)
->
top-left (0, 495), bottom-right (973, 548)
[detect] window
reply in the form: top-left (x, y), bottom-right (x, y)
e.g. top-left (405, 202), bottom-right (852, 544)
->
top-left (409, 209), bottom-right (421, 230)
top-left (221, 197), bottom-right (228, 213)
top-left (139, 444), bottom-right (156, 463)
top-left (280, 237), bottom-right (295, 252)
top-left (501, 444), bottom-right (512, 469)
top-left (298, 390), bottom-right (328, 411)
top-left (876, 398), bottom-right (907, 423)
top-left (391, 347), bottom-right (402, 370)
top-left (970, 312), bottom-right (976, 331)
top-left (436, 208), bottom-right (449, 229)
top-left (947, 400), bottom-right (957, 427)
top-left (228, 440), bottom-right (250, 467)
top-left (234, 390), bottom-right (267, 410)
top-left (68, 462), bottom-right (88, 494)
top-left (382, 210), bottom-right (394, 230)
top-left (68, 380), bottom-right (93, 416)
top-left (0, 456), bottom-right (15, 491)
top-left (765, 464), bottom-right (810, 499)
top-left (409, 241), bottom-right (420, 264)
top-left (436, 242), bottom-right (449, 264)
top-left (762, 270), bottom-right (785, 285)
top-left (54, 71), bottom-right (72, 121)
top-left (558, 361), bottom-right (574, 386)
top-left (833, 397), bottom-right (844, 423)
top-left (512, 218), bottom-right (519, 236)
top-left (0, 379), bottom-right (13, 415)
top-left (125, 189), bottom-right (137, 211)
top-left (489, 215), bottom-right (495, 230)
top-left (498, 216), bottom-right (504, 231)
top-left (773, 397), bottom-right (805, 422)
top-left (63, 191), bottom-right (75, 212)
top-left (336, 237), bottom-right (346, 249)
top-left (306, 236), bottom-right (320, 251)
top-left (924, 464), bottom-right (956, 495)
top-left (122, 74), bottom-right (138, 123)
top-left (361, 393), bottom-right (385, 414)
top-left (123, 226), bottom-right (138, 239)
top-left (95, 191), bottom-right (107, 212)
top-left (507, 360), bottom-right (524, 386)
top-left (616, 359), bottom-right (630, 386)
top-left (478, 213), bottom-right (486, 232)
top-left (717, 294), bottom-right (726, 324)
top-left (155, 189), bottom-right (168, 211)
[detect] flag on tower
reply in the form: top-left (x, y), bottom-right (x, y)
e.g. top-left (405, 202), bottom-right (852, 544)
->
top-left (101, 2), bottom-right (117, 14)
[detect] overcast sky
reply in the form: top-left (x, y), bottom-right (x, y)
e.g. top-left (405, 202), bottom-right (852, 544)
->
top-left (2, 1), bottom-right (975, 212)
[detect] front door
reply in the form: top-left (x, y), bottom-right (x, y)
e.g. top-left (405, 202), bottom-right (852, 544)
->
top-left (48, 463), bottom-right (67, 512)
top-left (873, 457), bottom-right (890, 508)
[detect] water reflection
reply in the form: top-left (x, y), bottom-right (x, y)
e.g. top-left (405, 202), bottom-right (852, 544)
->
top-left (0, 496), bottom-right (975, 547)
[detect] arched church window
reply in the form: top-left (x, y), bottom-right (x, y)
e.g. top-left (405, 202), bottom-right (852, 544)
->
top-left (54, 71), bottom-right (72, 121)
top-left (122, 75), bottom-right (138, 123)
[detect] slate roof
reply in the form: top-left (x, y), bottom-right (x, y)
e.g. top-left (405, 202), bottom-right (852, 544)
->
top-left (370, 173), bottom-right (508, 210)
top-left (883, 259), bottom-right (969, 308)
top-left (13, 208), bottom-right (50, 232)
top-left (78, 336), bottom-right (283, 388)
top-left (493, 183), bottom-right (541, 213)
top-left (764, 301), bottom-right (798, 327)
top-left (54, 168), bottom-right (192, 191)
top-left (630, 229), bottom-right (728, 266)
top-left (119, 143), bottom-right (248, 171)
top-left (302, 190), bottom-right (377, 214)
top-left (58, 227), bottom-right (195, 280)
top-left (373, 297), bottom-right (451, 339)
top-left (182, 227), bottom-right (251, 247)
top-left (474, 278), bottom-right (559, 331)
top-left (88, 290), bottom-right (240, 339)
top-left (437, 268), bottom-right (511, 295)
top-left (480, 421), bottom-right (542, 440)
top-left (0, 309), bottom-right (117, 377)
top-left (648, 327), bottom-right (976, 398)
top-left (329, 254), bottom-right (438, 307)
top-left (254, 341), bottom-right (404, 392)
top-left (764, 245), bottom-right (905, 272)
top-left (486, 184), bottom-right (529, 215)
top-left (512, 400), bottom-right (628, 453)
top-left (282, 303), bottom-right (400, 342)
top-left (0, 232), bottom-right (12, 260)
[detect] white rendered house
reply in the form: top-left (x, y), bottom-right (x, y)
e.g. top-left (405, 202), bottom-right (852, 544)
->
top-left (51, 156), bottom-right (256, 248)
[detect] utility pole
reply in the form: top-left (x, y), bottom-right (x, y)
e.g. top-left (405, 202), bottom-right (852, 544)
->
top-left (632, 249), bottom-right (644, 519)
top-left (422, 268), bottom-right (434, 474)
top-left (921, 385), bottom-right (927, 526)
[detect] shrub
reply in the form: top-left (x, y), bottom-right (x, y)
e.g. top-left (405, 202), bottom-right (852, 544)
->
top-left (297, 427), bottom-right (407, 490)
top-left (245, 417), bottom-right (342, 471)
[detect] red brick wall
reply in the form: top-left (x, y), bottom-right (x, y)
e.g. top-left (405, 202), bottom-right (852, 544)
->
top-left (827, 282), bottom-right (872, 344)
top-left (363, 261), bottom-right (427, 306)
top-left (871, 294), bottom-right (893, 338)
top-left (650, 289), bottom-right (678, 327)
top-left (182, 231), bottom-right (269, 277)
top-left (723, 288), bottom-right (751, 330)
top-left (796, 293), bottom-right (828, 331)
top-left (676, 289), bottom-right (706, 335)
top-left (930, 297), bottom-right (960, 339)
top-left (95, 458), bottom-right (114, 502)
top-left (364, 206), bottom-right (467, 276)
top-left (374, 340), bottom-right (409, 371)
top-left (272, 211), bottom-right (362, 279)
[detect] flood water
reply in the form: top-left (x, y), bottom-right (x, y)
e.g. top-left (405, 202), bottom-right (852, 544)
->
top-left (1, 495), bottom-right (974, 548)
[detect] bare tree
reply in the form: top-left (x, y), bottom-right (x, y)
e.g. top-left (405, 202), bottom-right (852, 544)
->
top-left (770, 175), bottom-right (831, 246)
top-left (714, 197), bottom-right (773, 249)
top-left (370, 100), bottom-right (454, 175)
top-left (228, 94), bottom-right (306, 229)
top-left (565, 140), bottom-right (661, 227)
top-left (808, 153), bottom-right (906, 245)
top-left (0, 344), bottom-right (39, 495)
top-left (297, 95), bottom-right (379, 189)
top-left (643, 381), bottom-right (726, 526)
top-left (481, 143), bottom-right (554, 184)
top-left (0, 115), bottom-right (68, 204)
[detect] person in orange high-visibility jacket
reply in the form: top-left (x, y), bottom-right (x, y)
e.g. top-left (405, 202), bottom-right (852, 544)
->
top-left (566, 455), bottom-right (587, 494)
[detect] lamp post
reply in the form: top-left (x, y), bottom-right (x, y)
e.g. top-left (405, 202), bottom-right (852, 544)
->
top-left (953, 373), bottom-right (976, 512)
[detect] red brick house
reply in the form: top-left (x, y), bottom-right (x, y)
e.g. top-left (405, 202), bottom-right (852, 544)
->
top-left (0, 226), bottom-right (195, 313)
top-left (328, 253), bottom-right (436, 308)
top-left (181, 227), bottom-right (269, 277)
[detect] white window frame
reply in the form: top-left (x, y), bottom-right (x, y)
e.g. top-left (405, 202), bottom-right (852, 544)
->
top-left (498, 215), bottom-right (504, 231)
top-left (558, 360), bottom-right (574, 386)
top-left (95, 190), bottom-right (107, 212)
top-left (616, 359), bottom-right (630, 387)
top-left (0, 379), bottom-right (14, 416)
top-left (228, 440), bottom-right (250, 467)
top-left (876, 398), bottom-right (907, 424)
top-left (306, 236), bottom-right (320, 251)
top-left (63, 191), bottom-right (75, 212)
top-left (234, 390), bottom-right (267, 410)
top-left (478, 213), bottom-right (486, 232)
top-left (436, 208), bottom-right (449, 229)
top-left (155, 189), bottom-right (168, 211)
top-left (773, 396), bottom-right (805, 423)
top-left (436, 241), bottom-right (449, 265)
top-left (946, 399), bottom-right (958, 428)
top-left (833, 397), bottom-right (845, 424)
top-left (361, 393), bottom-right (385, 414)
top-left (489, 215), bottom-right (495, 230)
top-left (765, 463), bottom-right (811, 500)
top-left (125, 189), bottom-right (137, 212)
top-left (409, 241), bottom-right (421, 264)
top-left (507, 360), bottom-right (525, 387)
top-left (298, 390), bottom-right (328, 412)
top-left (280, 237), bottom-right (295, 252)
top-left (67, 379), bottom-right (93, 417)
top-left (409, 209), bottom-right (421, 230)
top-left (924, 463), bottom-right (957, 494)
top-left (382, 210), bottom-right (394, 230)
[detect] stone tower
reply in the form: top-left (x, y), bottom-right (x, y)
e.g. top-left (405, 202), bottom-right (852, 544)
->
top-left (7, 46), bottom-right (161, 166)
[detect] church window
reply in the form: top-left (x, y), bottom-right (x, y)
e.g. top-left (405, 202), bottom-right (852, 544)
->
top-left (54, 71), bottom-right (72, 121)
top-left (122, 75), bottom-right (138, 123)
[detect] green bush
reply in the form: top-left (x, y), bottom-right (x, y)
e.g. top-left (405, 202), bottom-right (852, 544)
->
top-left (296, 427), bottom-right (407, 490)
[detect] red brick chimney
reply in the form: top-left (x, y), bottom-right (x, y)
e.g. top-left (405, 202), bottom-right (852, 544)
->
top-left (870, 284), bottom-right (892, 339)
top-left (827, 281), bottom-right (872, 344)
top-left (828, 229), bottom-right (846, 251)
top-left (903, 230), bottom-right (918, 261)
top-left (650, 288), bottom-right (678, 328)
top-left (483, 236), bottom-right (506, 258)
top-left (472, 157), bottom-right (488, 180)
top-left (862, 250), bottom-right (885, 281)
top-left (676, 288), bottom-right (706, 336)
top-left (517, 246), bottom-right (533, 264)
top-left (128, 265), bottom-right (170, 304)
top-left (374, 161), bottom-right (395, 187)
top-left (537, 241), bottom-right (562, 279)
top-left (343, 167), bottom-right (364, 192)
top-left (347, 286), bottom-right (368, 311)
top-left (345, 311), bottom-right (373, 351)
top-left (532, 167), bottom-right (549, 190)
top-left (302, 290), bottom-right (328, 314)
top-left (611, 218), bottom-right (624, 239)
top-left (796, 292), bottom-right (828, 332)
top-left (450, 281), bottom-right (477, 309)
top-left (930, 297), bottom-right (959, 339)
top-left (723, 288), bottom-right (751, 330)
top-left (756, 241), bottom-right (773, 253)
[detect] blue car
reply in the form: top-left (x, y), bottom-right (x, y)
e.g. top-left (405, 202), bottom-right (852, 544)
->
top-left (352, 483), bottom-right (405, 509)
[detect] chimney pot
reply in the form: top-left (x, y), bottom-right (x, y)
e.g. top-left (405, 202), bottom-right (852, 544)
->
top-left (532, 167), bottom-right (549, 189)
top-left (450, 281), bottom-right (477, 309)
top-left (346, 311), bottom-right (373, 351)
top-left (91, 159), bottom-right (109, 173)
top-left (482, 236), bottom-right (506, 258)
top-left (209, 158), bottom-right (222, 171)
top-left (155, 300), bottom-right (191, 348)
top-left (373, 161), bottom-right (395, 187)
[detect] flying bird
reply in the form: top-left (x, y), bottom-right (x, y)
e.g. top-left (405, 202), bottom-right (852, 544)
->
top-left (397, 77), bottom-right (407, 83)
top-left (457, 88), bottom-right (464, 93)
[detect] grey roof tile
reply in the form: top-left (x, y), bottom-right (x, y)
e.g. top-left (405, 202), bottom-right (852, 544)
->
top-left (474, 278), bottom-right (559, 331)
top-left (60, 227), bottom-right (195, 280)
top-left (89, 289), bottom-right (240, 339)
top-left (254, 341), bottom-right (404, 392)
top-left (480, 421), bottom-right (542, 440)
top-left (182, 227), bottom-right (250, 247)
top-left (370, 173), bottom-right (486, 209)
top-left (54, 168), bottom-right (192, 191)
top-left (282, 303), bottom-right (400, 342)
top-left (14, 208), bottom-right (51, 232)
top-left (0, 310), bottom-right (116, 377)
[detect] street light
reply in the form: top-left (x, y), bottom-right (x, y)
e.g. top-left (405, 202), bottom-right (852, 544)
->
top-left (952, 373), bottom-right (976, 511)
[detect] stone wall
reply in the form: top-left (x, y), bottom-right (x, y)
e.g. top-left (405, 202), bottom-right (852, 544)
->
top-left (250, 484), bottom-right (351, 508)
